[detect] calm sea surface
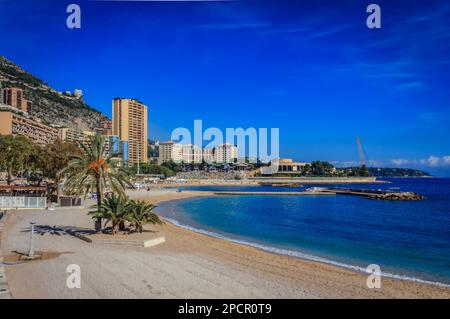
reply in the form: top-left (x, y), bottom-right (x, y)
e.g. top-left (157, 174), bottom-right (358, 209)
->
top-left (155, 178), bottom-right (450, 285)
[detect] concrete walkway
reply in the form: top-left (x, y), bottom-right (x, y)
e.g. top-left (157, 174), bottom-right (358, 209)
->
top-left (0, 211), bottom-right (11, 299)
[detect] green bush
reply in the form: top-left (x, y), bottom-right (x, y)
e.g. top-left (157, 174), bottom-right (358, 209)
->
top-left (132, 163), bottom-right (175, 177)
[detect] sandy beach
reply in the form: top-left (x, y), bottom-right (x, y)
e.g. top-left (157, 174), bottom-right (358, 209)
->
top-left (1, 189), bottom-right (449, 299)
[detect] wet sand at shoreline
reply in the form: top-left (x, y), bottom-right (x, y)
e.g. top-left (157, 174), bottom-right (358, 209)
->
top-left (1, 189), bottom-right (449, 298)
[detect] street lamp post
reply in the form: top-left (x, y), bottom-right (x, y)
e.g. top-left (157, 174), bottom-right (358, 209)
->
top-left (28, 222), bottom-right (36, 258)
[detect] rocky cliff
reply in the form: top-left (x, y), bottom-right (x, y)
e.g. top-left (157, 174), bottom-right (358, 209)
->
top-left (0, 56), bottom-right (107, 130)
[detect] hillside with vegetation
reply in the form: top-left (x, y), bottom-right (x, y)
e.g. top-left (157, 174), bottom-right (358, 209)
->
top-left (259, 161), bottom-right (431, 178)
top-left (337, 166), bottom-right (431, 177)
top-left (0, 56), bottom-right (107, 130)
top-left (366, 167), bottom-right (432, 178)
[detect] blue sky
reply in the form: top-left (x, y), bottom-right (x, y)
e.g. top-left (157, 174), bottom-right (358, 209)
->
top-left (1, 0), bottom-right (450, 175)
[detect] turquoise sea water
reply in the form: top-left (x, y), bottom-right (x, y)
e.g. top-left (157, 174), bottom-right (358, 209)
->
top-left (155, 178), bottom-right (450, 286)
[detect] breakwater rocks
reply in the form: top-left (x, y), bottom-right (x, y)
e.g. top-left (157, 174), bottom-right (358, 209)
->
top-left (321, 188), bottom-right (426, 201)
top-left (369, 192), bottom-right (426, 201)
top-left (260, 183), bottom-right (303, 187)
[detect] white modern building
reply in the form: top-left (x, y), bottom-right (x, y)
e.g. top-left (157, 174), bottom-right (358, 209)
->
top-left (73, 89), bottom-right (83, 99)
top-left (260, 158), bottom-right (310, 175)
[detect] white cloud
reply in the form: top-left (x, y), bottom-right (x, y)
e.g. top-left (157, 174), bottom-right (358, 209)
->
top-left (334, 156), bottom-right (450, 169)
top-left (393, 155), bottom-right (450, 168)
top-left (367, 160), bottom-right (382, 167)
top-left (426, 155), bottom-right (440, 167)
top-left (442, 156), bottom-right (450, 165)
top-left (391, 158), bottom-right (411, 166)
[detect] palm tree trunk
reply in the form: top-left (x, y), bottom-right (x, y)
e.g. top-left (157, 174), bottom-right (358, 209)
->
top-left (95, 176), bottom-right (102, 232)
top-left (7, 166), bottom-right (12, 186)
top-left (56, 177), bottom-right (61, 203)
top-left (112, 222), bottom-right (119, 235)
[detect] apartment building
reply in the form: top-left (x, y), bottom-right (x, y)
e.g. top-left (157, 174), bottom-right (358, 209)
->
top-left (112, 98), bottom-right (148, 165)
top-left (59, 127), bottom-right (95, 148)
top-left (159, 143), bottom-right (203, 164)
top-left (182, 144), bottom-right (202, 163)
top-left (158, 142), bottom-right (239, 164)
top-left (1, 87), bottom-right (32, 113)
top-left (158, 141), bottom-right (182, 164)
top-left (0, 110), bottom-right (58, 146)
top-left (95, 119), bottom-right (113, 136)
top-left (202, 148), bottom-right (214, 163)
top-left (214, 143), bottom-right (238, 164)
top-left (107, 135), bottom-right (129, 162)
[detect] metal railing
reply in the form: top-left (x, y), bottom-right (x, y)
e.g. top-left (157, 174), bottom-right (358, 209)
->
top-left (0, 196), bottom-right (46, 209)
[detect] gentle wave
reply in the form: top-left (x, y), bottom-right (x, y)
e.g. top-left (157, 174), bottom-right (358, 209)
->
top-left (165, 217), bottom-right (450, 288)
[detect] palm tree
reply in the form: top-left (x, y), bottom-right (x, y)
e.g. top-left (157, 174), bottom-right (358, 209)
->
top-left (91, 193), bottom-right (130, 235)
top-left (59, 134), bottom-right (133, 231)
top-left (38, 140), bottom-right (82, 200)
top-left (128, 200), bottom-right (162, 233)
